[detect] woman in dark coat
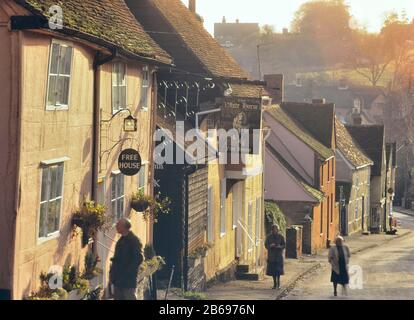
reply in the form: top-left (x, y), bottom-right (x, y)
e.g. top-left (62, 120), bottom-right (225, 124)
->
top-left (328, 236), bottom-right (351, 296)
top-left (265, 225), bottom-right (286, 289)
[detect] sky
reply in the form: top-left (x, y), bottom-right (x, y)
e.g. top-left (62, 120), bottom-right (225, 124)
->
top-left (181, 0), bottom-right (414, 35)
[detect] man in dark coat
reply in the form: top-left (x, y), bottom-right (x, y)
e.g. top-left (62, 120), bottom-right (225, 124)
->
top-left (109, 218), bottom-right (144, 300)
top-left (265, 224), bottom-right (286, 289)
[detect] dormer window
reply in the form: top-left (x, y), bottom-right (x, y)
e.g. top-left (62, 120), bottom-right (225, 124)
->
top-left (112, 62), bottom-right (127, 113)
top-left (46, 40), bottom-right (73, 110)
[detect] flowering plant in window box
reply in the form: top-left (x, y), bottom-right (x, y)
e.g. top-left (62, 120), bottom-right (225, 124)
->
top-left (72, 200), bottom-right (108, 246)
top-left (131, 190), bottom-right (171, 223)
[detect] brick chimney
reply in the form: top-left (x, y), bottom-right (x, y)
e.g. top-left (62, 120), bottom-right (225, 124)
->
top-left (189, 0), bottom-right (196, 13)
top-left (264, 74), bottom-right (284, 103)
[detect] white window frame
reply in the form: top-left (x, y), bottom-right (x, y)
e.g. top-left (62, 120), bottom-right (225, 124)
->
top-left (207, 185), bottom-right (214, 243)
top-left (220, 179), bottom-right (227, 237)
top-left (38, 162), bottom-right (65, 243)
top-left (138, 161), bottom-right (149, 193)
top-left (111, 172), bottom-right (125, 222)
top-left (140, 65), bottom-right (150, 111)
top-left (112, 61), bottom-right (128, 114)
top-left (46, 39), bottom-right (74, 110)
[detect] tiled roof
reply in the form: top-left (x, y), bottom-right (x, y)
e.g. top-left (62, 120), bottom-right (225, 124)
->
top-left (386, 142), bottom-right (397, 168)
top-left (266, 142), bottom-right (325, 202)
top-left (281, 102), bottom-right (335, 150)
top-left (266, 105), bottom-right (333, 160)
top-left (345, 125), bottom-right (385, 176)
top-left (285, 83), bottom-right (384, 110)
top-left (335, 118), bottom-right (373, 168)
top-left (144, 0), bottom-right (250, 79)
top-left (16, 0), bottom-right (171, 64)
top-left (228, 83), bottom-right (268, 99)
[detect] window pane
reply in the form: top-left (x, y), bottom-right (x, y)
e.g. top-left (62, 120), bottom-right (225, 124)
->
top-left (57, 76), bottom-right (70, 105)
top-left (50, 43), bottom-right (60, 74)
top-left (139, 165), bottom-right (146, 190)
top-left (47, 200), bottom-right (59, 234)
top-left (120, 87), bottom-right (127, 109)
top-left (119, 175), bottom-right (124, 197)
top-left (112, 63), bottom-right (118, 86)
top-left (39, 202), bottom-right (48, 238)
top-left (118, 63), bottom-right (126, 86)
top-left (111, 177), bottom-right (117, 200)
top-left (59, 46), bottom-right (72, 76)
top-left (49, 166), bottom-right (57, 199)
top-left (112, 87), bottom-right (119, 112)
top-left (47, 75), bottom-right (58, 106)
top-left (56, 165), bottom-right (64, 197)
top-left (48, 198), bottom-right (61, 234)
top-left (41, 168), bottom-right (49, 202)
top-left (112, 201), bottom-right (117, 222)
top-left (119, 198), bottom-right (124, 219)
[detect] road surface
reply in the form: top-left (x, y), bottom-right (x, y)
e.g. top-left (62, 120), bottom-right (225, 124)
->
top-left (283, 211), bottom-right (414, 300)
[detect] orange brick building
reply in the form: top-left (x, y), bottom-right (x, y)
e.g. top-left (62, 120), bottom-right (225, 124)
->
top-left (264, 102), bottom-right (339, 254)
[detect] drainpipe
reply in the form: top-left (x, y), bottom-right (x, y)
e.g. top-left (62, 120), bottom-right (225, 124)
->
top-left (10, 30), bottom-right (23, 301)
top-left (92, 50), bottom-right (117, 201)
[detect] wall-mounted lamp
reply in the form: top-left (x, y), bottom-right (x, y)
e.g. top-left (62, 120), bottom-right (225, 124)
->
top-left (123, 115), bottom-right (138, 132)
top-left (101, 108), bottom-right (138, 133)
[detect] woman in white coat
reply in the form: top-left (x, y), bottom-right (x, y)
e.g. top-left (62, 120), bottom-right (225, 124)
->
top-left (328, 236), bottom-right (351, 296)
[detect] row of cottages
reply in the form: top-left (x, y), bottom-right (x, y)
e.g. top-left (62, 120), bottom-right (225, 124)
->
top-left (126, 0), bottom-right (267, 291)
top-left (265, 76), bottom-right (397, 239)
top-left (335, 119), bottom-right (373, 236)
top-left (0, 0), bottom-right (174, 299)
top-left (264, 102), bottom-right (338, 254)
top-left (345, 125), bottom-right (389, 233)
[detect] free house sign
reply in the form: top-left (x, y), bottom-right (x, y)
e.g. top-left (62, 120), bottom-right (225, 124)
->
top-left (118, 149), bottom-right (142, 176)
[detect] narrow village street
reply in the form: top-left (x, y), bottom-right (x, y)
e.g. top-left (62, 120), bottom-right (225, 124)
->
top-left (283, 211), bottom-right (414, 300)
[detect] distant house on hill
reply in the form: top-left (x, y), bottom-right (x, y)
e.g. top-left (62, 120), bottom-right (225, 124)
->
top-left (285, 82), bottom-right (387, 125)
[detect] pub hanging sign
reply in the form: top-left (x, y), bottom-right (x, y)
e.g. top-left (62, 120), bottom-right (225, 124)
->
top-left (118, 149), bottom-right (142, 176)
top-left (220, 97), bottom-right (262, 155)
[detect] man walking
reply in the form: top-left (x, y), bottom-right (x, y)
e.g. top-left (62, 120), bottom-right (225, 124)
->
top-left (110, 218), bottom-right (144, 300)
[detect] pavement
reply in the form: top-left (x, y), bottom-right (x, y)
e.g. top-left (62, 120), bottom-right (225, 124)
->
top-left (158, 210), bottom-right (413, 300)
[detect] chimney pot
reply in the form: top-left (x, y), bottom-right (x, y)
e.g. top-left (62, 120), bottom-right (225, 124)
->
top-left (264, 74), bottom-right (284, 103)
top-left (312, 98), bottom-right (326, 104)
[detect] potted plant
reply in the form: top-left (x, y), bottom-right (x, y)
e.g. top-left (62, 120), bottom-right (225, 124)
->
top-left (131, 191), bottom-right (171, 223)
top-left (26, 272), bottom-right (68, 300)
top-left (83, 250), bottom-right (100, 280)
top-left (72, 200), bottom-right (108, 246)
top-left (131, 190), bottom-right (152, 212)
top-left (62, 266), bottom-right (90, 300)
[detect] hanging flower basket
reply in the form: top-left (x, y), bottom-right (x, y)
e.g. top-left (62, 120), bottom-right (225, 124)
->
top-left (72, 216), bottom-right (84, 229)
top-left (131, 190), bottom-right (171, 223)
top-left (72, 200), bottom-right (108, 247)
top-left (131, 199), bottom-right (150, 212)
